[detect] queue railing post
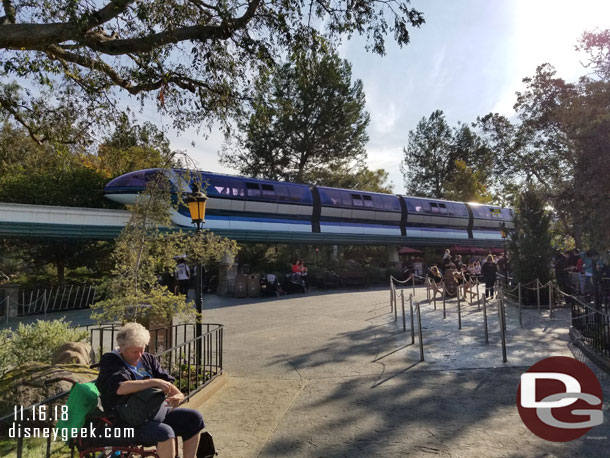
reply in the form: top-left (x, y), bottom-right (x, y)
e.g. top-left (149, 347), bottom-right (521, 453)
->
top-left (395, 289), bottom-right (399, 322)
top-left (390, 279), bottom-right (394, 313)
top-left (410, 294), bottom-right (415, 344)
top-left (548, 282), bottom-right (553, 319)
top-left (457, 292), bottom-right (462, 330)
top-left (499, 295), bottom-right (507, 362)
top-left (483, 294), bottom-right (489, 344)
top-left (402, 293), bottom-right (407, 332)
top-left (426, 278), bottom-right (430, 302)
top-left (442, 284), bottom-right (446, 319)
top-left (416, 301), bottom-right (424, 361)
top-left (476, 280), bottom-right (481, 310)
top-left (412, 274), bottom-right (416, 297)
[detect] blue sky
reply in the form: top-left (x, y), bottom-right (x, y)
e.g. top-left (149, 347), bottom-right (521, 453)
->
top-left (143, 0), bottom-right (610, 194)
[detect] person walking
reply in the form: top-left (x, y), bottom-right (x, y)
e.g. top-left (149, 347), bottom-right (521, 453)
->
top-left (174, 258), bottom-right (191, 295)
top-left (482, 254), bottom-right (497, 299)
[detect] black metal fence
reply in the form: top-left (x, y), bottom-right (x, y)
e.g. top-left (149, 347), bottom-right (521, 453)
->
top-left (0, 322), bottom-right (224, 458)
top-left (571, 293), bottom-right (610, 359)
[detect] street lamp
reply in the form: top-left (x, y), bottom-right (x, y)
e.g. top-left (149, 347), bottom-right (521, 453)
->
top-left (185, 183), bottom-right (208, 352)
top-left (500, 222), bottom-right (509, 283)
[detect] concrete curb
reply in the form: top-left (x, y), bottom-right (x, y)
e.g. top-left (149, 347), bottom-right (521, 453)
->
top-left (184, 372), bottom-right (229, 410)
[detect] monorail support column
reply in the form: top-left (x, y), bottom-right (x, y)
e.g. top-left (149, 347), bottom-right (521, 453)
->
top-left (386, 246), bottom-right (401, 268)
top-left (217, 252), bottom-right (237, 297)
top-left (331, 245), bottom-right (340, 262)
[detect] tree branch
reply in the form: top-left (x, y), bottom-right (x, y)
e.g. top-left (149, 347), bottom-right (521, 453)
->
top-left (0, 0), bottom-right (261, 54)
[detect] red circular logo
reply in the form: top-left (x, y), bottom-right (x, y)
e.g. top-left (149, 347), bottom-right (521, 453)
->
top-left (517, 356), bottom-right (603, 442)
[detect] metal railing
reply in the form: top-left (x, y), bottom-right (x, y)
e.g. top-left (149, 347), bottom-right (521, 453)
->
top-left (11, 284), bottom-right (99, 317)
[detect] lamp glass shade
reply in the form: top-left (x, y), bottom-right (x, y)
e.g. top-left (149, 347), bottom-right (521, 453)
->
top-left (188, 200), bottom-right (206, 223)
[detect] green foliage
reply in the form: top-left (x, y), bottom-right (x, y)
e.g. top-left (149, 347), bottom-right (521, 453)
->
top-left (222, 45), bottom-right (371, 184)
top-left (0, 319), bottom-right (88, 377)
top-left (92, 166), bottom-right (239, 323)
top-left (0, 167), bottom-right (110, 208)
top-left (401, 111), bottom-right (493, 200)
top-left (0, 1), bottom-right (424, 138)
top-left (508, 189), bottom-right (553, 284)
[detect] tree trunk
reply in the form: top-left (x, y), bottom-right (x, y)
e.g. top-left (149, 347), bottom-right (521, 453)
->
top-left (56, 261), bottom-right (65, 286)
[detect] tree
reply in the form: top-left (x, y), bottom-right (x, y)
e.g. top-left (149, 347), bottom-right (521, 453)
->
top-left (222, 45), bottom-right (370, 184)
top-left (401, 110), bottom-right (493, 199)
top-left (0, 0), bottom-right (424, 138)
top-left (92, 166), bottom-right (239, 323)
top-left (443, 160), bottom-right (492, 203)
top-left (478, 33), bottom-right (610, 249)
top-left (508, 189), bottom-right (553, 287)
top-left (83, 115), bottom-right (171, 178)
top-left (312, 166), bottom-right (393, 193)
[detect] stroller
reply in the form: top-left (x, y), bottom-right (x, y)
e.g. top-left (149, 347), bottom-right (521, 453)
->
top-left (283, 272), bottom-right (307, 294)
top-left (260, 274), bottom-right (281, 297)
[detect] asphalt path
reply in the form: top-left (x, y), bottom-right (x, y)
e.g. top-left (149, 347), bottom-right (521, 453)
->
top-left (199, 287), bottom-right (609, 458)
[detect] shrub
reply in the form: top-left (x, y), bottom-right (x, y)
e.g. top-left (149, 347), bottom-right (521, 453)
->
top-left (0, 319), bottom-right (88, 377)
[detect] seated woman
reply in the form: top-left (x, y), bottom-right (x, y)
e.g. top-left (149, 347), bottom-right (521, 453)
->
top-left (460, 265), bottom-right (473, 300)
top-left (96, 323), bottom-right (204, 458)
top-left (427, 265), bottom-right (443, 298)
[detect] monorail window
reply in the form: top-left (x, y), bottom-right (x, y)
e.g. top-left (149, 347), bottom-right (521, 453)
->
top-left (246, 182), bottom-right (261, 197)
top-left (362, 195), bottom-right (374, 208)
top-left (380, 195), bottom-right (400, 211)
top-left (206, 176), bottom-right (244, 197)
top-left (275, 184), bottom-right (290, 201)
top-left (404, 198), bottom-right (426, 213)
top-left (470, 206), bottom-right (489, 219)
top-left (261, 184), bottom-right (275, 198)
top-left (439, 203), bottom-right (448, 214)
top-left (430, 202), bottom-right (439, 214)
top-left (289, 186), bottom-right (310, 203)
top-left (352, 194), bottom-right (363, 207)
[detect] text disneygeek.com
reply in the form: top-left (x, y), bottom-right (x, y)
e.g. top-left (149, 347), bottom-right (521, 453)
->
top-left (8, 423), bottom-right (135, 442)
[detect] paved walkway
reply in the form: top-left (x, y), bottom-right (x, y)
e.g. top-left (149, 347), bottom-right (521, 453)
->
top-left (199, 287), bottom-right (609, 458)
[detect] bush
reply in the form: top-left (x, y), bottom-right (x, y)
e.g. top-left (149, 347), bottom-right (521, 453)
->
top-left (0, 319), bottom-right (88, 377)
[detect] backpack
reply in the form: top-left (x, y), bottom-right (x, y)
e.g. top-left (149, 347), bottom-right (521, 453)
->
top-left (197, 431), bottom-right (217, 457)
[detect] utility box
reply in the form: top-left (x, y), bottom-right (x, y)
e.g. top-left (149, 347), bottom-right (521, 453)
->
top-left (247, 274), bottom-right (261, 297)
top-left (234, 274), bottom-right (248, 298)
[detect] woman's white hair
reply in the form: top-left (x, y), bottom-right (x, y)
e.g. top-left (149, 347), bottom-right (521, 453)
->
top-left (116, 322), bottom-right (150, 349)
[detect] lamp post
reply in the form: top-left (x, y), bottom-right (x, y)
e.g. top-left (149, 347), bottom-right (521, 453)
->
top-left (500, 222), bottom-right (508, 283)
top-left (185, 183), bottom-right (208, 349)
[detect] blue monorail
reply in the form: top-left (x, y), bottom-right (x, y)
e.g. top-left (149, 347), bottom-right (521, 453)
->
top-left (103, 168), bottom-right (513, 246)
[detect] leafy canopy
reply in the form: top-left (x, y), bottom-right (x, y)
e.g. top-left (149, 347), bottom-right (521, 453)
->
top-left (222, 44), bottom-right (371, 185)
top-left (0, 0), bottom-right (425, 138)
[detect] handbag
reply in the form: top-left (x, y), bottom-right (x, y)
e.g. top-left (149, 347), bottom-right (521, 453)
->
top-left (116, 387), bottom-right (166, 427)
top-left (197, 431), bottom-right (217, 457)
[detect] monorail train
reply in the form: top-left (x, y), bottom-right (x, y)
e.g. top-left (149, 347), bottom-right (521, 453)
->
top-left (103, 168), bottom-right (514, 246)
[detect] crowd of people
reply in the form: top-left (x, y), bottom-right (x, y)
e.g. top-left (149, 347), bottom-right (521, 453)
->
top-left (425, 248), bottom-right (505, 300)
top-left (554, 248), bottom-right (610, 299)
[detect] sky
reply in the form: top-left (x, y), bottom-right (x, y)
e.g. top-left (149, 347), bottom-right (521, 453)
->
top-left (140, 0), bottom-right (610, 194)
